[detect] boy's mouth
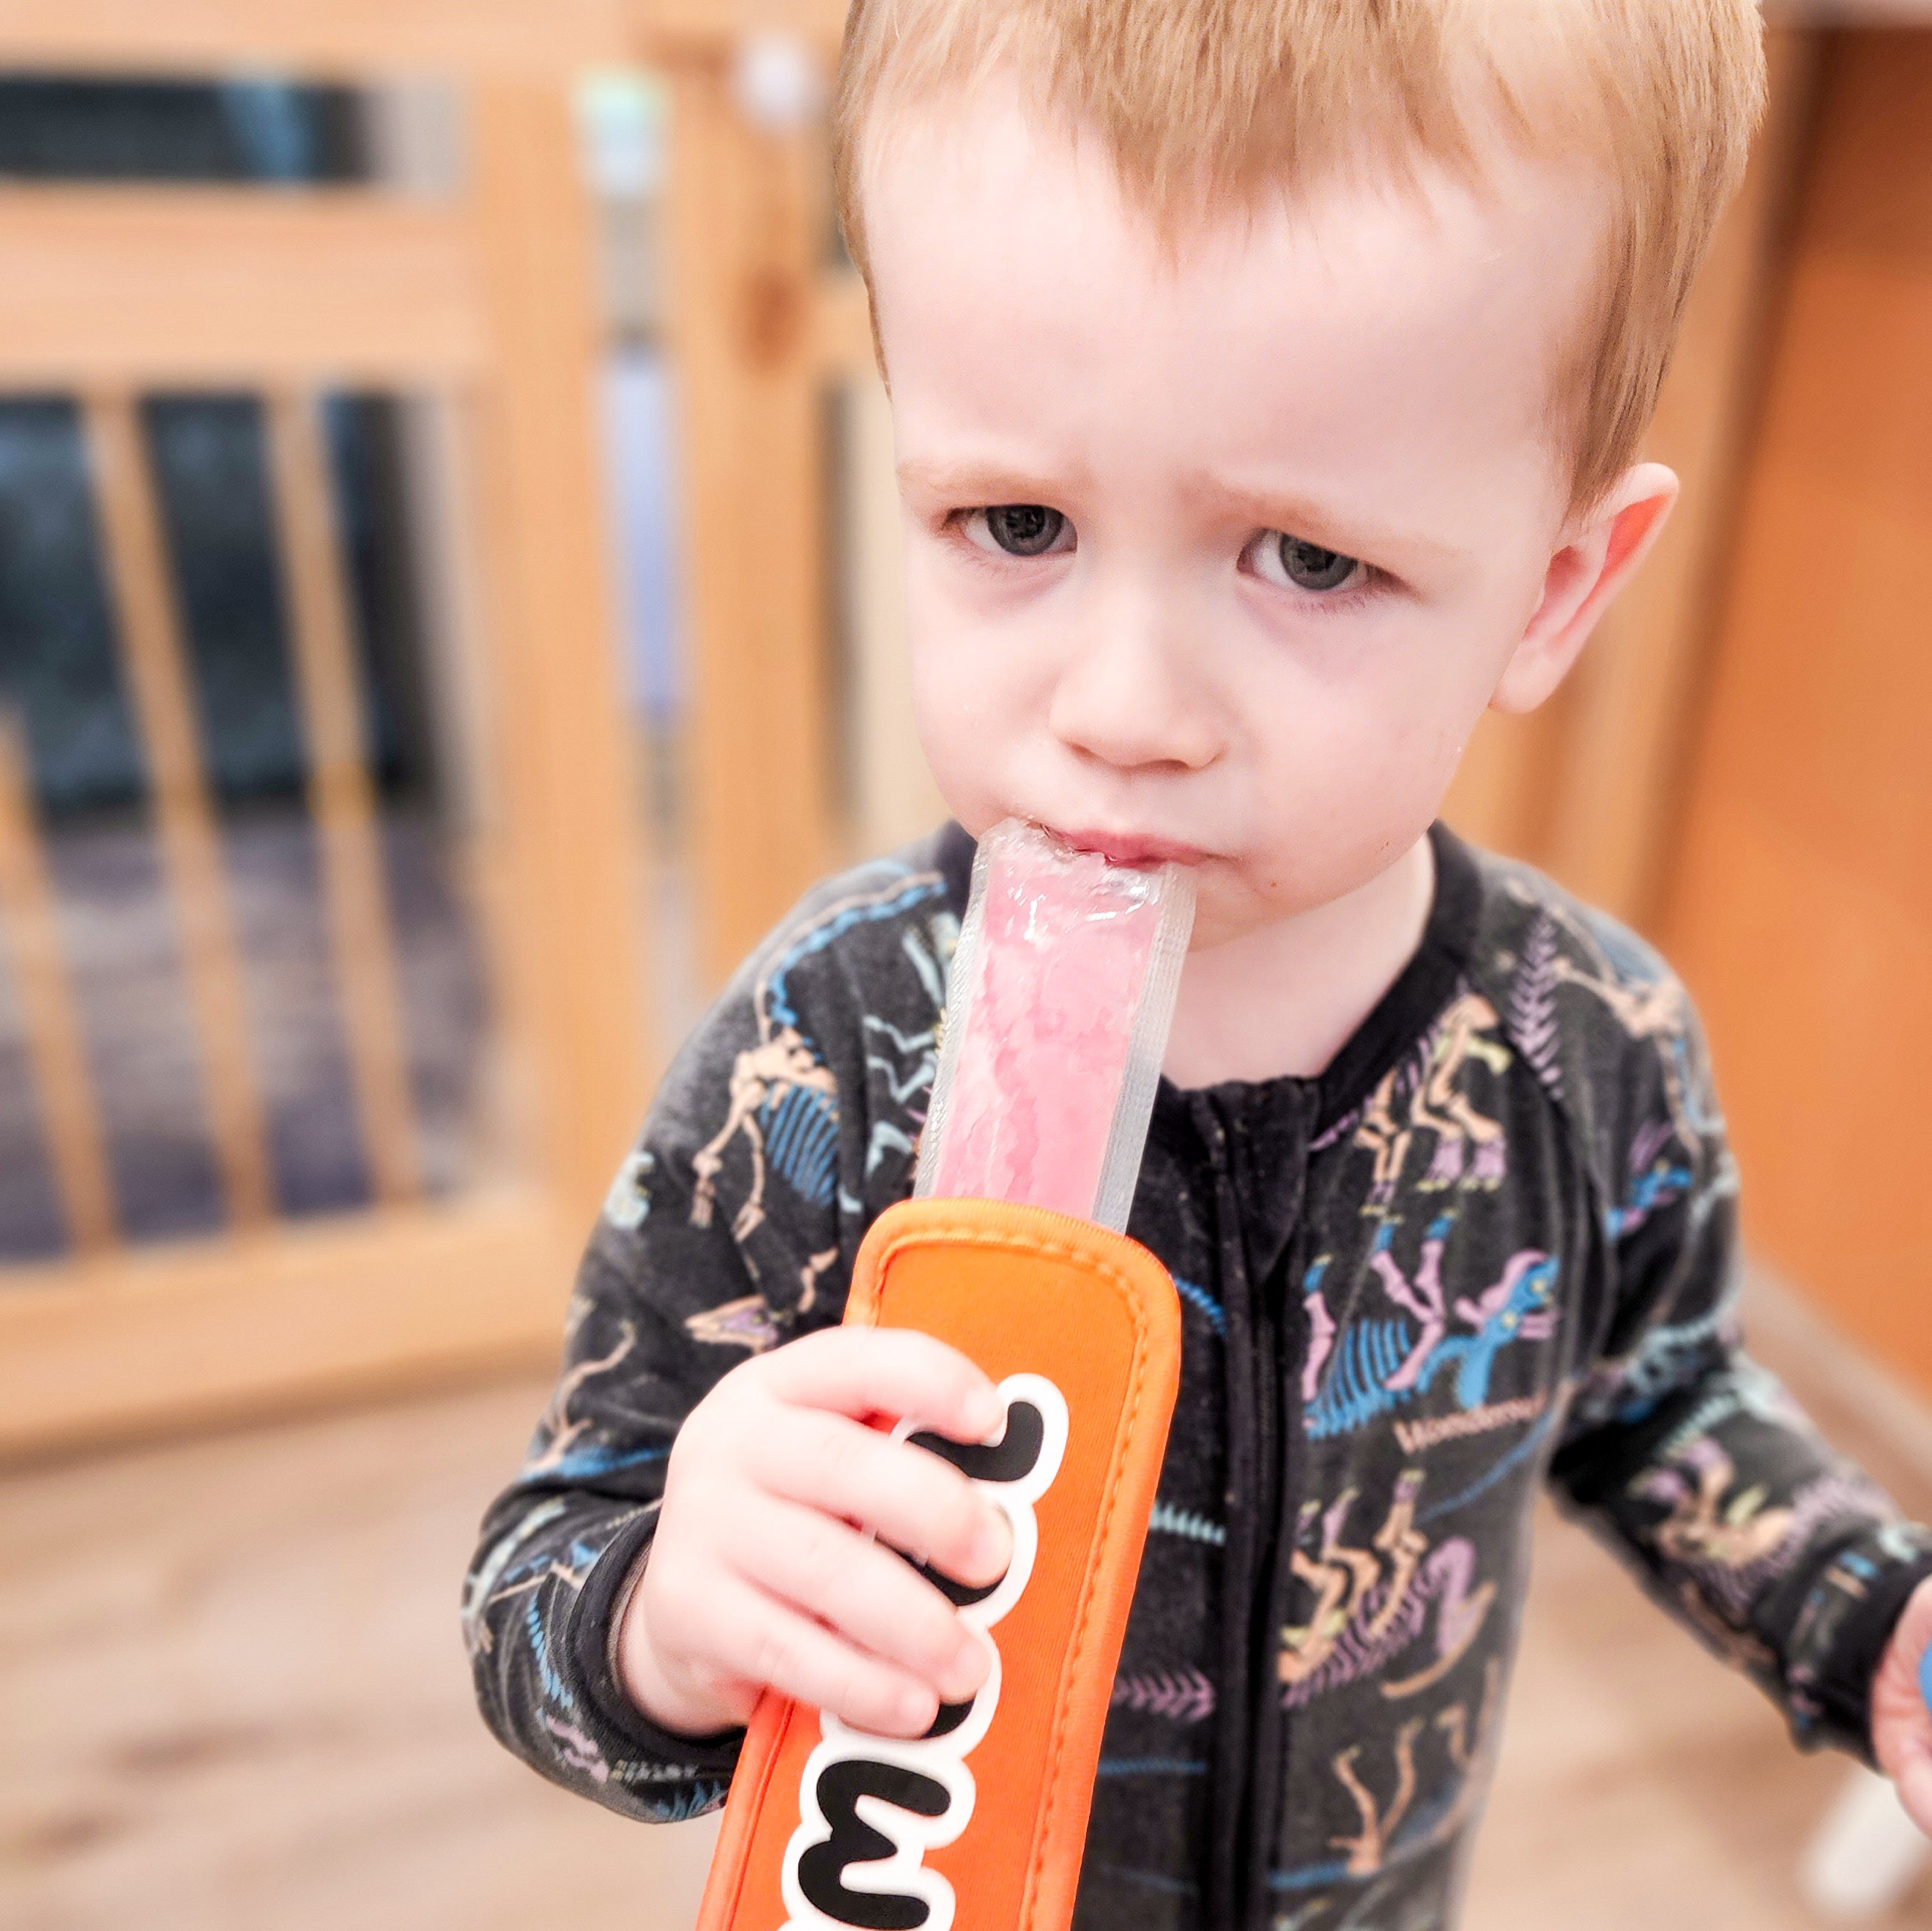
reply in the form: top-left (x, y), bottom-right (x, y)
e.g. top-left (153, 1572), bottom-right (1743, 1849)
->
top-left (1047, 826), bottom-right (1210, 870)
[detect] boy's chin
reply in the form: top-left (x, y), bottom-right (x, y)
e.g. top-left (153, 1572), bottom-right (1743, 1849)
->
top-left (1182, 885), bottom-right (1300, 954)
top-left (1182, 849), bottom-right (1422, 951)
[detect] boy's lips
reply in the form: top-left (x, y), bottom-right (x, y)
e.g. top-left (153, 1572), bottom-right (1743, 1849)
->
top-left (1048, 826), bottom-right (1211, 868)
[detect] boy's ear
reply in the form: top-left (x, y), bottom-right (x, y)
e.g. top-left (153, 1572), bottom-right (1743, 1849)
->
top-left (1490, 461), bottom-right (1679, 715)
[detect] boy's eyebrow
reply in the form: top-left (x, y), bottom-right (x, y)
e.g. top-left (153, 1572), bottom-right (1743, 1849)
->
top-left (895, 454), bottom-right (1091, 502)
top-left (1188, 468), bottom-right (1462, 571)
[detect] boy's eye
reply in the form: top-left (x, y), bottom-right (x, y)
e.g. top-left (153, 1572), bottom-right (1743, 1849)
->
top-left (1249, 531), bottom-right (1363, 595)
top-left (964, 505), bottom-right (1072, 558)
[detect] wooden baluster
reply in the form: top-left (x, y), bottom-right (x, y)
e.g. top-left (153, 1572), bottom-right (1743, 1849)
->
top-left (0, 715), bottom-right (118, 1254)
top-left (390, 391), bottom-right (532, 1189)
top-left (469, 78), bottom-right (655, 1220)
top-left (265, 389), bottom-right (423, 1204)
top-left (83, 387), bottom-right (275, 1230)
top-left (664, 52), bottom-right (833, 986)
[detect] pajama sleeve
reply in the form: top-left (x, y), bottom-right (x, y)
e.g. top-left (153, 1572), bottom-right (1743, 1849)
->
top-left (461, 988), bottom-right (784, 1822)
top-left (461, 849), bottom-right (955, 1821)
top-left (1545, 970), bottom-right (1932, 1763)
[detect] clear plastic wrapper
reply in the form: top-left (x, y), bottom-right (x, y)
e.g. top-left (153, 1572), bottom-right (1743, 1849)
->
top-left (915, 819), bottom-right (1197, 1232)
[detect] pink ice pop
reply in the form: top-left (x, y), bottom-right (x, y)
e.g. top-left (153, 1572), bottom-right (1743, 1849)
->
top-left (915, 820), bottom-right (1195, 1232)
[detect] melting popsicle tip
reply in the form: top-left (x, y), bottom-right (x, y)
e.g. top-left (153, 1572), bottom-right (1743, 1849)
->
top-left (916, 818), bottom-right (1196, 1232)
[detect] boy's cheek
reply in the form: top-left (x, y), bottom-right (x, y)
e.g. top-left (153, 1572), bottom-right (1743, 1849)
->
top-left (1238, 708), bottom-right (1465, 901)
top-left (907, 651), bottom-right (1019, 833)
top-left (907, 612), bottom-right (1047, 769)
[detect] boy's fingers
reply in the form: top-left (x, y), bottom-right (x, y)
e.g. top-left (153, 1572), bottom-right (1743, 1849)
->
top-left (759, 1325), bottom-right (1004, 1441)
top-left (750, 1409), bottom-right (1012, 1589)
top-left (705, 1572), bottom-right (943, 1740)
top-left (726, 1491), bottom-right (991, 1705)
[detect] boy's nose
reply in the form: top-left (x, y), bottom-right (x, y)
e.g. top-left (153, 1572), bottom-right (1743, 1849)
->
top-left (1046, 609), bottom-right (1223, 775)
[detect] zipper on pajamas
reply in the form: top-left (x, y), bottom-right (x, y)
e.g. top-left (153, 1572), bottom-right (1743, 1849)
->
top-left (1241, 1233), bottom-right (1307, 1924)
top-left (1197, 1096), bottom-right (1257, 1930)
top-left (1230, 1258), bottom-right (1284, 1925)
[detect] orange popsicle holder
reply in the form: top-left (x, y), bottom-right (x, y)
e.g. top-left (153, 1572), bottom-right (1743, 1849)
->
top-left (694, 1197), bottom-right (1182, 1931)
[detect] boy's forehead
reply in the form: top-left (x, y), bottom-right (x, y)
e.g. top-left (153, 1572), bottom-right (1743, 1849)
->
top-left (866, 84), bottom-right (1602, 525)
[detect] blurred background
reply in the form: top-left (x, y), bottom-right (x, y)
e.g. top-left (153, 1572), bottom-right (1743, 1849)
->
top-left (0, 2), bottom-right (1927, 1926)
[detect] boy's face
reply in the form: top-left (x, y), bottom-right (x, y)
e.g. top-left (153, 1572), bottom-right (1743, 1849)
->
top-left (866, 86), bottom-right (1616, 948)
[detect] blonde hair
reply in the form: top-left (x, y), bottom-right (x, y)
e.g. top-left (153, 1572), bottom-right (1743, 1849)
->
top-left (831, 0), bottom-right (1766, 516)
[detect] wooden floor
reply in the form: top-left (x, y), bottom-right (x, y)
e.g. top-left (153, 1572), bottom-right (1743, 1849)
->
top-left (5, 1280), bottom-right (1931, 1931)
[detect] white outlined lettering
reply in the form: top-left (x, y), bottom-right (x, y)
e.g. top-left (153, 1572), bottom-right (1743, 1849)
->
top-left (779, 1373), bottom-right (1069, 1931)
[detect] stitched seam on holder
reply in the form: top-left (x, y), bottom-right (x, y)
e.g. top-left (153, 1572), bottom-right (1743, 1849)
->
top-left (866, 1219), bottom-right (1157, 1928)
top-left (865, 1222), bottom-right (1158, 1303)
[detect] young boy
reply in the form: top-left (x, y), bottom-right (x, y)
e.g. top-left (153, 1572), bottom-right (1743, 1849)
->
top-left (465, 3), bottom-right (1932, 1924)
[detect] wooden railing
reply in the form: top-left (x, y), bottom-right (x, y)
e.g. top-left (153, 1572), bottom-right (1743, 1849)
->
top-left (0, 716), bottom-right (116, 1256)
top-left (0, 12), bottom-right (686, 1453)
top-left (84, 386), bottom-right (278, 1231)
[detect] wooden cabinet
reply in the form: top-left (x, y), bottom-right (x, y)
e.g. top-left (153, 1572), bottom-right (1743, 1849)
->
top-left (1664, 32), bottom-right (1932, 1396)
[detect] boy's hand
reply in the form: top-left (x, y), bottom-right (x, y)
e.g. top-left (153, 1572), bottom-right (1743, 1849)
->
top-left (1873, 1576), bottom-right (1932, 1836)
top-left (617, 1326), bottom-right (1016, 1743)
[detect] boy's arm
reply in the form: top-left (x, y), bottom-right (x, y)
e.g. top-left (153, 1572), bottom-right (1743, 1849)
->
top-left (1545, 986), bottom-right (1932, 1765)
top-left (463, 975), bottom-right (861, 1816)
top-left (461, 1131), bottom-right (770, 1820)
top-left (461, 1231), bottom-right (746, 1823)
top-left (461, 848), bottom-right (955, 1818)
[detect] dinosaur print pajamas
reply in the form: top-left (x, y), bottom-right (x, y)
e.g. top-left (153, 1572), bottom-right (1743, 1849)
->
top-left (466, 822), bottom-right (1932, 1930)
